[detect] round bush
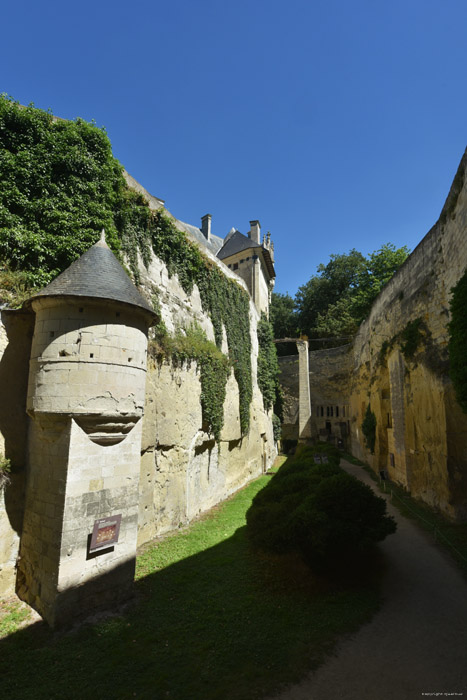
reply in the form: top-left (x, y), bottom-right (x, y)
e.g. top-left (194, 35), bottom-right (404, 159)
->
top-left (247, 446), bottom-right (396, 571)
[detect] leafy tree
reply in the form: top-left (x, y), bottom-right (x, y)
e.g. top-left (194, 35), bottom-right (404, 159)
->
top-left (295, 249), bottom-right (366, 338)
top-left (269, 292), bottom-right (297, 339)
top-left (295, 244), bottom-right (409, 339)
top-left (0, 96), bottom-right (124, 286)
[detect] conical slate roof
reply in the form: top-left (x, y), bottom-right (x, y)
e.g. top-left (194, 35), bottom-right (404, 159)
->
top-left (31, 231), bottom-right (155, 317)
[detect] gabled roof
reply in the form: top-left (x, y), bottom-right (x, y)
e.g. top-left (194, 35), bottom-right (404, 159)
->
top-left (217, 230), bottom-right (276, 279)
top-left (30, 232), bottom-right (156, 317)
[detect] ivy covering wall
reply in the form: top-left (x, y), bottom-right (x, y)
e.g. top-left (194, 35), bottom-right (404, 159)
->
top-left (448, 268), bottom-right (467, 413)
top-left (0, 96), bottom-right (254, 437)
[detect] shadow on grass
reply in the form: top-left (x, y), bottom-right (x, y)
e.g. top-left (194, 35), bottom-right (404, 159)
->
top-left (0, 523), bottom-right (383, 700)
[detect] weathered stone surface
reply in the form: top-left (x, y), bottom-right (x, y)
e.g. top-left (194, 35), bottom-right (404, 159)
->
top-left (279, 150), bottom-right (467, 519)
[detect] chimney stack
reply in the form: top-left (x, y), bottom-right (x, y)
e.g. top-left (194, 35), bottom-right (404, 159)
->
top-left (201, 214), bottom-right (212, 242)
top-left (249, 220), bottom-right (261, 244)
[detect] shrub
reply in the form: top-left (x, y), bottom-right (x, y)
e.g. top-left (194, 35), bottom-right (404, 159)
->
top-left (246, 445), bottom-right (396, 571)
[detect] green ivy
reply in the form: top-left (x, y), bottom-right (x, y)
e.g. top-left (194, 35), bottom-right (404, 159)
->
top-left (257, 313), bottom-right (280, 412)
top-left (0, 97), bottom-right (253, 435)
top-left (272, 414), bottom-right (282, 441)
top-left (448, 268), bottom-right (467, 413)
top-left (0, 454), bottom-right (11, 491)
top-left (143, 212), bottom-right (252, 434)
top-left (362, 404), bottom-right (377, 454)
top-left (149, 325), bottom-right (231, 442)
top-left (400, 318), bottom-right (423, 359)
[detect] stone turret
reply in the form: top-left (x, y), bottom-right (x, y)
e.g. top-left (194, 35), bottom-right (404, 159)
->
top-left (17, 232), bottom-right (157, 626)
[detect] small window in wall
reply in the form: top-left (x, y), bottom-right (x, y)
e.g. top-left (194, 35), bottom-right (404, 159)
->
top-left (336, 406), bottom-right (339, 417)
top-left (246, 257), bottom-right (250, 261)
top-left (233, 263), bottom-right (238, 270)
top-left (342, 406), bottom-right (346, 417)
top-left (240, 258), bottom-right (244, 263)
top-left (320, 406), bottom-right (324, 417)
top-left (228, 264), bottom-right (232, 268)
top-left (390, 453), bottom-right (395, 467)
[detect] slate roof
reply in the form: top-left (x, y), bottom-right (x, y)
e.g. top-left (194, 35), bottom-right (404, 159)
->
top-left (217, 230), bottom-right (275, 279)
top-left (175, 219), bottom-right (224, 255)
top-left (30, 232), bottom-right (155, 317)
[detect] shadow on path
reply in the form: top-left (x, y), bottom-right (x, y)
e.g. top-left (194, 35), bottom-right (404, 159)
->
top-left (0, 517), bottom-right (380, 700)
top-left (269, 460), bottom-right (467, 700)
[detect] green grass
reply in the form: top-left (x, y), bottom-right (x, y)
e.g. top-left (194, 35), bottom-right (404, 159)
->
top-left (0, 266), bottom-right (34, 308)
top-left (0, 470), bottom-right (382, 700)
top-left (0, 598), bottom-right (33, 638)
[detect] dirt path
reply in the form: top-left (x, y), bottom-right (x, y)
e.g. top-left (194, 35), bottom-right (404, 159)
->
top-left (269, 460), bottom-right (467, 700)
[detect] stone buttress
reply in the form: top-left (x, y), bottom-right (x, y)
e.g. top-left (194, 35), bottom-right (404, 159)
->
top-left (17, 232), bottom-right (156, 626)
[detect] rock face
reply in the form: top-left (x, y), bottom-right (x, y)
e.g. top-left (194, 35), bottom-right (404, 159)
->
top-left (0, 222), bottom-right (277, 600)
top-left (278, 148), bottom-right (467, 520)
top-left (137, 245), bottom-right (276, 544)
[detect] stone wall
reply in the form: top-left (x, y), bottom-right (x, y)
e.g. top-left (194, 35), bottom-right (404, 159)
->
top-left (0, 310), bottom-right (33, 595)
top-left (278, 148), bottom-right (467, 519)
top-left (349, 149), bottom-right (467, 518)
top-left (0, 230), bottom-right (276, 597)
top-left (279, 344), bottom-right (352, 443)
top-left (137, 246), bottom-right (276, 543)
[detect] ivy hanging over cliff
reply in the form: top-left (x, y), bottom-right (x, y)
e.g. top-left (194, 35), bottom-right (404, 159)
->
top-left (149, 324), bottom-right (231, 442)
top-left (448, 268), bottom-right (467, 413)
top-left (0, 96), bottom-right (253, 435)
top-left (257, 314), bottom-right (280, 412)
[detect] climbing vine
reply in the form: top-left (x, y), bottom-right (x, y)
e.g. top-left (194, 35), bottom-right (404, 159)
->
top-left (257, 313), bottom-right (280, 412)
top-left (448, 268), bottom-right (467, 413)
top-left (0, 454), bottom-right (11, 491)
top-left (362, 404), bottom-right (377, 454)
top-left (400, 318), bottom-right (423, 360)
top-left (149, 325), bottom-right (231, 442)
top-left (0, 97), bottom-right (253, 435)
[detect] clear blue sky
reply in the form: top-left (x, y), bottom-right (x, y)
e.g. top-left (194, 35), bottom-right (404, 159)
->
top-left (3, 0), bottom-right (466, 295)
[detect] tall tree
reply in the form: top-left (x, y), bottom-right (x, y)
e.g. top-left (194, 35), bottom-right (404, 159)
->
top-left (294, 244), bottom-right (409, 339)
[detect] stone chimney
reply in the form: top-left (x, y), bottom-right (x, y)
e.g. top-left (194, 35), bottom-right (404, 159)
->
top-left (249, 220), bottom-right (261, 244)
top-left (201, 214), bottom-right (212, 242)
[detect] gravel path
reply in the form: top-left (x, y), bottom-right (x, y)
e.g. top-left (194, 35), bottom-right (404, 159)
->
top-left (269, 460), bottom-right (467, 700)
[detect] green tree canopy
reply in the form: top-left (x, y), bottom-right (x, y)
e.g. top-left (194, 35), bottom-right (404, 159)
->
top-left (271, 244), bottom-right (410, 342)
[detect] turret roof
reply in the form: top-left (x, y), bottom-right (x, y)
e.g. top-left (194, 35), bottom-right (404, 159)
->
top-left (30, 231), bottom-right (155, 317)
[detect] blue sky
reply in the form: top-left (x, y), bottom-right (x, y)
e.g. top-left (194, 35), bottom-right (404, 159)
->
top-left (3, 0), bottom-right (466, 295)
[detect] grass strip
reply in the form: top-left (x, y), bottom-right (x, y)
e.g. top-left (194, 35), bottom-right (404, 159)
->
top-left (0, 469), bottom-right (381, 700)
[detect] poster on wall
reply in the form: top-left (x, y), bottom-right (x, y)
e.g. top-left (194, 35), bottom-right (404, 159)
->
top-left (89, 514), bottom-right (122, 552)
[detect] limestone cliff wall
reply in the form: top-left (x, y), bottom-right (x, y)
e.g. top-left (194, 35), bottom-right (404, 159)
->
top-left (0, 310), bottom-right (33, 594)
top-left (278, 149), bottom-right (467, 519)
top-left (0, 225), bottom-right (276, 595)
top-left (279, 344), bottom-right (352, 442)
top-left (137, 246), bottom-right (276, 544)
top-left (350, 150), bottom-right (467, 518)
